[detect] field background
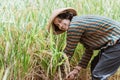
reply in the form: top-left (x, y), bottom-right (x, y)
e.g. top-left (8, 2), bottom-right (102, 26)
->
top-left (0, 0), bottom-right (120, 80)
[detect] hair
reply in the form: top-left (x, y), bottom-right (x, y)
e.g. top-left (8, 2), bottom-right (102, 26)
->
top-left (57, 10), bottom-right (74, 21)
top-left (53, 10), bottom-right (74, 32)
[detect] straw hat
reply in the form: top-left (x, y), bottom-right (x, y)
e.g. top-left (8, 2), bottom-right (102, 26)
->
top-left (47, 7), bottom-right (77, 35)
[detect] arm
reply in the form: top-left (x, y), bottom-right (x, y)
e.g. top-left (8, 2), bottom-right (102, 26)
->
top-left (64, 27), bottom-right (85, 61)
top-left (78, 48), bottom-right (94, 68)
top-left (64, 16), bottom-right (87, 60)
top-left (68, 48), bottom-right (93, 73)
top-left (66, 49), bottom-right (93, 80)
top-left (69, 48), bottom-right (93, 71)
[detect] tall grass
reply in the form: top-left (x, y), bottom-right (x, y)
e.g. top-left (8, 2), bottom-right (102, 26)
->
top-left (0, 0), bottom-right (120, 80)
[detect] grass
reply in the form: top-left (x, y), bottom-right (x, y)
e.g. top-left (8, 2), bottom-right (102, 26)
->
top-left (0, 0), bottom-right (120, 80)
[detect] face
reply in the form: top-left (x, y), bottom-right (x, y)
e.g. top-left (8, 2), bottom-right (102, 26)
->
top-left (53, 17), bottom-right (70, 31)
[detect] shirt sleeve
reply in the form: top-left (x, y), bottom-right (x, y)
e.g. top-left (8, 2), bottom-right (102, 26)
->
top-left (63, 26), bottom-right (85, 60)
top-left (78, 48), bottom-right (93, 68)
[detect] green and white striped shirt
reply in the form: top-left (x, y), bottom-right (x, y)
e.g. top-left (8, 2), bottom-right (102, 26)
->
top-left (64, 15), bottom-right (120, 68)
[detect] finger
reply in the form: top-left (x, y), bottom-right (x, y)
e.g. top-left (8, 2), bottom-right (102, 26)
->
top-left (67, 74), bottom-right (75, 80)
top-left (65, 75), bottom-right (70, 80)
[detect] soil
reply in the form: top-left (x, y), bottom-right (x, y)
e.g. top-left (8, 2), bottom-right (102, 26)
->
top-left (24, 66), bottom-right (120, 80)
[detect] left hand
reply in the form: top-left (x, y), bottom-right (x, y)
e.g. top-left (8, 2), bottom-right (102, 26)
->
top-left (65, 69), bottom-right (79, 80)
top-left (65, 66), bottom-right (81, 80)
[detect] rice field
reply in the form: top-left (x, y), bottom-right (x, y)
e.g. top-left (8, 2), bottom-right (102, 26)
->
top-left (0, 0), bottom-right (120, 80)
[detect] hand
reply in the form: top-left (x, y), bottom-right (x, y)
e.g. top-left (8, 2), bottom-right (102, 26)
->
top-left (65, 66), bottom-right (81, 80)
top-left (65, 69), bottom-right (78, 80)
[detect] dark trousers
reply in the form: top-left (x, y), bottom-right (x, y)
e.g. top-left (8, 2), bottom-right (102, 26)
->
top-left (91, 40), bottom-right (120, 80)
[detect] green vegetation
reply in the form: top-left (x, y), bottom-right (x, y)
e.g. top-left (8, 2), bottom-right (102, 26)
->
top-left (0, 0), bottom-right (120, 80)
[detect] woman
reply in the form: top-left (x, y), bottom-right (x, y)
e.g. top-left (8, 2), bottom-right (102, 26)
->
top-left (47, 7), bottom-right (120, 80)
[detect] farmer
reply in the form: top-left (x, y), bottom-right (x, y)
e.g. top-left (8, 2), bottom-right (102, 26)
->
top-left (47, 7), bottom-right (120, 80)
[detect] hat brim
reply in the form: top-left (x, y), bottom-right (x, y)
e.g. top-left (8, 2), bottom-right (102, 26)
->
top-left (47, 7), bottom-right (77, 35)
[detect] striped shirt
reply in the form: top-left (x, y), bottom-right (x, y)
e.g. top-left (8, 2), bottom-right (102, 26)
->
top-left (64, 15), bottom-right (120, 68)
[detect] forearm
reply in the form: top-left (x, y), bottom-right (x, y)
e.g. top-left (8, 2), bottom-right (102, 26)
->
top-left (65, 49), bottom-right (93, 80)
top-left (78, 49), bottom-right (93, 68)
